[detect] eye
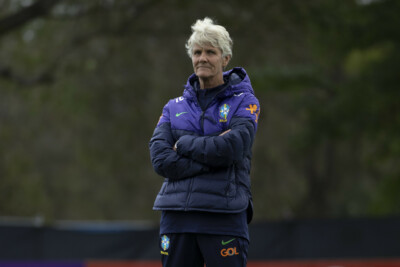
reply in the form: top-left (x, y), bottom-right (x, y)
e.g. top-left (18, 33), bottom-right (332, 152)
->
top-left (193, 50), bottom-right (201, 55)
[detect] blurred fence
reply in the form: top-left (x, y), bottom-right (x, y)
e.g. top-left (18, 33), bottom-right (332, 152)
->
top-left (1, 216), bottom-right (400, 266)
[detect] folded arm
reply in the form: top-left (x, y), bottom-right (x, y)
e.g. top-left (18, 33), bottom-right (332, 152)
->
top-left (149, 122), bottom-right (210, 180)
top-left (175, 117), bottom-right (255, 167)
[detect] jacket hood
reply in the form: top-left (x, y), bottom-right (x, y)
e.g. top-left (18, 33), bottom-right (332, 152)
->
top-left (183, 67), bottom-right (254, 100)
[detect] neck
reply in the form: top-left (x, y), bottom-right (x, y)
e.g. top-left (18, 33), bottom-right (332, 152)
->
top-left (199, 77), bottom-right (224, 89)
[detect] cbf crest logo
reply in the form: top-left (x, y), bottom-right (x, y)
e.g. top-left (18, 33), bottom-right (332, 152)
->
top-left (161, 235), bottom-right (170, 251)
top-left (219, 104), bottom-right (230, 122)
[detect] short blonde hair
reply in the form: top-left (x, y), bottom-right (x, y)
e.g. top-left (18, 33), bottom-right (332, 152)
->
top-left (185, 17), bottom-right (233, 59)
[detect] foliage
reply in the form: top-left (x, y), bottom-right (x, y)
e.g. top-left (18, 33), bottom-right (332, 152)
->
top-left (0, 0), bottom-right (399, 222)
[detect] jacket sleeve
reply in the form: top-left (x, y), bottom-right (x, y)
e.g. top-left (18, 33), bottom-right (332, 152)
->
top-left (175, 117), bottom-right (255, 167)
top-left (149, 104), bottom-right (210, 180)
top-left (175, 95), bottom-right (260, 168)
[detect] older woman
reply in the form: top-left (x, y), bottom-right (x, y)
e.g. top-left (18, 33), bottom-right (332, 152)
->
top-left (149, 17), bottom-right (260, 267)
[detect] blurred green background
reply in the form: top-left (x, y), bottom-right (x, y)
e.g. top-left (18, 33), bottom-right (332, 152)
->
top-left (0, 0), bottom-right (399, 223)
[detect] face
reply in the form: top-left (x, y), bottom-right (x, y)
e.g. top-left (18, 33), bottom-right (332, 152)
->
top-left (191, 43), bottom-right (230, 88)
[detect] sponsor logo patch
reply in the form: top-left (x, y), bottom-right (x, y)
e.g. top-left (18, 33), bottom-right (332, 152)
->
top-left (221, 238), bottom-right (236, 246)
top-left (246, 104), bottom-right (260, 123)
top-left (221, 247), bottom-right (239, 257)
top-left (175, 111), bottom-right (188, 117)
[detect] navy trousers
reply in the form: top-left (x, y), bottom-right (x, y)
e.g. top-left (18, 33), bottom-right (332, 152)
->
top-left (159, 233), bottom-right (249, 267)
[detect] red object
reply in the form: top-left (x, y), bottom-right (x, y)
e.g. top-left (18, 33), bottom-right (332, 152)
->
top-left (87, 259), bottom-right (400, 267)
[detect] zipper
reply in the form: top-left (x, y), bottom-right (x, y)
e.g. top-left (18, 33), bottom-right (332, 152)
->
top-left (194, 84), bottom-right (229, 134)
top-left (184, 178), bottom-right (195, 211)
top-left (183, 82), bottom-right (230, 210)
top-left (200, 110), bottom-right (206, 133)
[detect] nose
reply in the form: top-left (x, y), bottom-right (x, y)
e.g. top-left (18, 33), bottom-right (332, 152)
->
top-left (199, 51), bottom-right (207, 62)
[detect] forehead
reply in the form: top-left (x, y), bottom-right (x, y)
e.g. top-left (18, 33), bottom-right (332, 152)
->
top-left (193, 43), bottom-right (220, 51)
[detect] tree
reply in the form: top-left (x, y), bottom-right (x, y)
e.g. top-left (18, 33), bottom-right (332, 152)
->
top-left (0, 0), bottom-right (399, 222)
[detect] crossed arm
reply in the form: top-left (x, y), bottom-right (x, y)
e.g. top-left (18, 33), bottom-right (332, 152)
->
top-left (149, 117), bottom-right (255, 180)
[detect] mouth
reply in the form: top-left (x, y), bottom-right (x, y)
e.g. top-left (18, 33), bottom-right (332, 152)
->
top-left (197, 66), bottom-right (210, 71)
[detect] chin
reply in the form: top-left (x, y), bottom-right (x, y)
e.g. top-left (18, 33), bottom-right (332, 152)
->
top-left (196, 71), bottom-right (211, 78)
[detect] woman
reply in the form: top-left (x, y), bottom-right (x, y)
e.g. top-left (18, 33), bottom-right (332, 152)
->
top-left (149, 17), bottom-right (260, 267)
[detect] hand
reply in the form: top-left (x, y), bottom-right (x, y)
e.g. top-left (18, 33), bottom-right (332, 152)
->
top-left (219, 129), bottom-right (231, 136)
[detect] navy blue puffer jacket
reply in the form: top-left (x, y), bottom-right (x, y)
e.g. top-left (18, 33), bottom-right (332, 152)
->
top-left (149, 67), bottom-right (260, 222)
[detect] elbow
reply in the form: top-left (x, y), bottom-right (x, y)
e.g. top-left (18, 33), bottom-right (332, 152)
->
top-left (151, 152), bottom-right (168, 177)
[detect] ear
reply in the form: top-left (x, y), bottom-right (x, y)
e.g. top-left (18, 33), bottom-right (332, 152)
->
top-left (223, 55), bottom-right (231, 68)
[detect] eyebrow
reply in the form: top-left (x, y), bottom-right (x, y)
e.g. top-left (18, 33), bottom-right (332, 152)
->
top-left (194, 47), bottom-right (217, 52)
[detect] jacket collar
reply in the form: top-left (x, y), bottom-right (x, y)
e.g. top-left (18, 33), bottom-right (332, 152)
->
top-left (183, 67), bottom-right (254, 101)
